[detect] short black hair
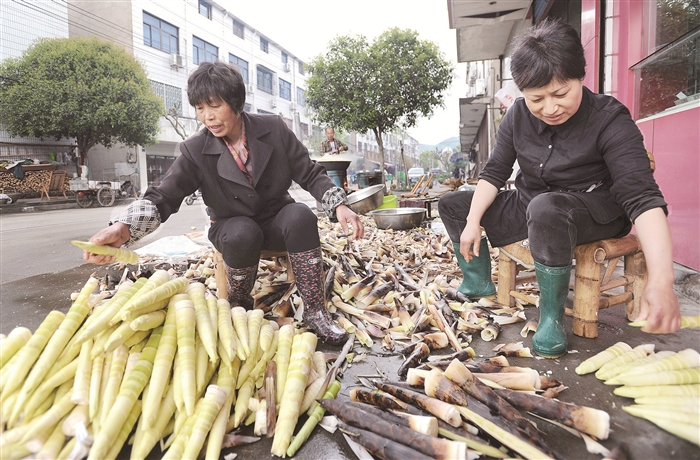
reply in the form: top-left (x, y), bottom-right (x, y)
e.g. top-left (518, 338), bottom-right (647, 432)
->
top-left (187, 61), bottom-right (246, 114)
top-left (510, 18), bottom-right (586, 90)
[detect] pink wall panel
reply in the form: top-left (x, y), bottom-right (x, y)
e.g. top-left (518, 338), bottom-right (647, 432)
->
top-left (580, 0), bottom-right (600, 91)
top-left (638, 108), bottom-right (700, 270)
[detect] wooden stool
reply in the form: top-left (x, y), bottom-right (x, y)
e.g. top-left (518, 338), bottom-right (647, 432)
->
top-left (572, 234), bottom-right (645, 338)
top-left (496, 234), bottom-right (646, 338)
top-left (213, 250), bottom-right (293, 301)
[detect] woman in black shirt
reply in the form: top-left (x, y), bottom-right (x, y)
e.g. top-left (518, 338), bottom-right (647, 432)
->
top-left (439, 19), bottom-right (680, 358)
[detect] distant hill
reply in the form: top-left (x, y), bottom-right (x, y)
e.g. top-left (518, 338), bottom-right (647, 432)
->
top-left (418, 136), bottom-right (460, 152)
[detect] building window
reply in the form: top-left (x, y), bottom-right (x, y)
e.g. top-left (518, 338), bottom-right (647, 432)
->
top-left (298, 61), bottom-right (305, 75)
top-left (633, 3), bottom-right (700, 119)
top-left (232, 19), bottom-right (244, 39)
top-left (300, 122), bottom-right (309, 140)
top-left (244, 103), bottom-right (252, 112)
top-left (296, 87), bottom-right (306, 106)
top-left (257, 66), bottom-right (273, 93)
top-left (257, 109), bottom-right (274, 114)
top-left (198, 0), bottom-right (212, 19)
top-left (229, 54), bottom-right (249, 84)
top-left (150, 80), bottom-right (183, 116)
top-left (193, 36), bottom-right (218, 64)
top-left (143, 12), bottom-right (179, 54)
top-left (279, 79), bottom-right (291, 100)
top-left (281, 52), bottom-right (288, 64)
top-left (260, 37), bottom-right (269, 53)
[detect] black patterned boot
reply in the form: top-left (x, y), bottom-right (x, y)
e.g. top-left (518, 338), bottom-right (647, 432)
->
top-left (288, 247), bottom-right (348, 344)
top-left (226, 265), bottom-right (258, 310)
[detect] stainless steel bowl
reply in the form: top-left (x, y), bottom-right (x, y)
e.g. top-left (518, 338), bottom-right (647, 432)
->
top-left (368, 207), bottom-right (427, 230)
top-left (346, 184), bottom-right (385, 214)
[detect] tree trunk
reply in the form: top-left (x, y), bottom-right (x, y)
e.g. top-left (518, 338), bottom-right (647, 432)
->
top-left (373, 127), bottom-right (386, 184)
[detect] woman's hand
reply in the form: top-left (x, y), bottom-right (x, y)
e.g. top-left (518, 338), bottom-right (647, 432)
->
top-left (459, 222), bottom-right (483, 263)
top-left (83, 222), bottom-right (131, 264)
top-left (335, 204), bottom-right (364, 240)
top-left (635, 280), bottom-right (682, 333)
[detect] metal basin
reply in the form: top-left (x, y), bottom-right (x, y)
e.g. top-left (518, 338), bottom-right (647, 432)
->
top-left (368, 207), bottom-right (427, 230)
top-left (346, 184), bottom-right (385, 214)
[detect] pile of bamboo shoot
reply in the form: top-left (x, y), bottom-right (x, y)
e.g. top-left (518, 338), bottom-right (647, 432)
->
top-left (576, 341), bottom-right (700, 446)
top-left (319, 356), bottom-right (611, 460)
top-left (0, 269), bottom-right (343, 459)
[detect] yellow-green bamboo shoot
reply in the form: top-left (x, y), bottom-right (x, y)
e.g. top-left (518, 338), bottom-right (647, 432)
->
top-left (275, 324), bottom-right (295, 403)
top-left (231, 306), bottom-right (250, 358)
top-left (88, 326), bottom-right (162, 460)
top-left (187, 282), bottom-right (218, 363)
top-left (142, 302), bottom-right (177, 427)
top-left (71, 240), bottom-right (139, 264)
top-left (575, 342), bottom-right (632, 375)
top-left (174, 295), bottom-right (197, 416)
top-left (216, 299), bottom-right (235, 363)
top-left (182, 384), bottom-right (228, 459)
top-left (606, 349), bottom-right (700, 384)
top-left (608, 368), bottom-right (699, 386)
top-left (271, 332), bottom-right (317, 457)
top-left (595, 344), bottom-right (655, 381)
top-left (0, 327), bottom-right (31, 369)
top-left (129, 310), bottom-right (167, 331)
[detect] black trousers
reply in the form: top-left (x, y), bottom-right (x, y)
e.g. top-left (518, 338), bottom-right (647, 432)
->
top-left (437, 189), bottom-right (631, 267)
top-left (208, 202), bottom-right (320, 268)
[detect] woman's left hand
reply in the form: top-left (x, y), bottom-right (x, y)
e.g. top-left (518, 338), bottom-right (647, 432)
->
top-left (635, 280), bottom-right (682, 333)
top-left (335, 204), bottom-right (364, 240)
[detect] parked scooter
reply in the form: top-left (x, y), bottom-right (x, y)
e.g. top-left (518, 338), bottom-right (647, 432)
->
top-left (185, 190), bottom-right (201, 205)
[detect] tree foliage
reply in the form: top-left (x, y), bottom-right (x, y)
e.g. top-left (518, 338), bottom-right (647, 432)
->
top-left (0, 36), bottom-right (162, 162)
top-left (306, 28), bottom-right (454, 178)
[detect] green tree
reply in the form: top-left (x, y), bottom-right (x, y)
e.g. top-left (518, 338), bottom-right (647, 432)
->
top-left (306, 28), bottom-right (454, 180)
top-left (0, 36), bottom-right (162, 164)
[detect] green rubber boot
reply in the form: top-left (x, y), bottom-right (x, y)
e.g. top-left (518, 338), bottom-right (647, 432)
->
top-left (453, 237), bottom-right (496, 298)
top-left (532, 261), bottom-right (571, 358)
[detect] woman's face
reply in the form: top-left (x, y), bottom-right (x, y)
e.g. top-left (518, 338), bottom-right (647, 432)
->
top-left (521, 78), bottom-right (584, 125)
top-left (195, 98), bottom-right (241, 142)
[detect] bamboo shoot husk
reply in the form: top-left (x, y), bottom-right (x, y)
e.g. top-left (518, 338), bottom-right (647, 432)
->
top-left (492, 387), bottom-right (610, 440)
top-left (339, 422), bottom-right (434, 460)
top-left (456, 405), bottom-right (553, 460)
top-left (322, 399), bottom-right (468, 460)
top-left (372, 381), bottom-right (462, 427)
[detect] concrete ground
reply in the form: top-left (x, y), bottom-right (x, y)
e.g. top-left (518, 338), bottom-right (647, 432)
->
top-left (1, 185), bottom-right (699, 459)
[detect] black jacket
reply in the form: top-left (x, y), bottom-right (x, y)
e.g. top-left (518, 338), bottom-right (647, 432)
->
top-left (480, 86), bottom-right (666, 224)
top-left (144, 112), bottom-right (335, 224)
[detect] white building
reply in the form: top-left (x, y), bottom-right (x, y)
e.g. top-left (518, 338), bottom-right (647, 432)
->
top-left (1, 0), bottom-right (312, 192)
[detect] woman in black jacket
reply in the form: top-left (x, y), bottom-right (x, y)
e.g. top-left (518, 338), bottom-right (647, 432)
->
top-left (83, 61), bottom-right (364, 344)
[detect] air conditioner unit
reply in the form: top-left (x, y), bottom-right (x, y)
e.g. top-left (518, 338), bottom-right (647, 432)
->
top-left (474, 78), bottom-right (486, 97)
top-left (283, 62), bottom-right (290, 72)
top-left (246, 84), bottom-right (254, 94)
top-left (271, 97), bottom-right (277, 108)
top-left (170, 54), bottom-right (183, 68)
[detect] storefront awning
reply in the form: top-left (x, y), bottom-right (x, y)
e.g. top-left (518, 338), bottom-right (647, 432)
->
top-left (459, 99), bottom-right (487, 149)
top-left (447, 0), bottom-right (533, 62)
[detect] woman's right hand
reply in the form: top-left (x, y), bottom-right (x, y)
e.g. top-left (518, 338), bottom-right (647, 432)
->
top-left (83, 222), bottom-right (130, 264)
top-left (459, 222), bottom-right (483, 263)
